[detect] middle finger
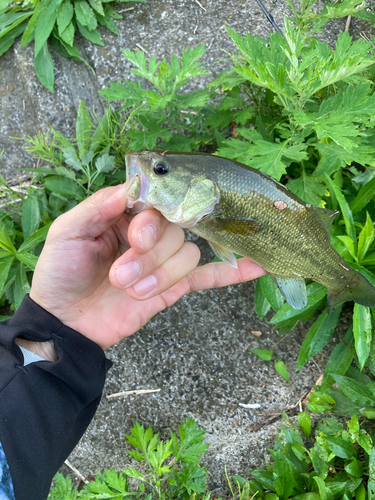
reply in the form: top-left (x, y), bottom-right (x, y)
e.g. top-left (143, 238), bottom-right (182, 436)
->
top-left (109, 222), bottom-right (185, 289)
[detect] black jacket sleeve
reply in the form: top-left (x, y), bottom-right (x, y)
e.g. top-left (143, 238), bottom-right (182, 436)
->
top-left (0, 295), bottom-right (113, 500)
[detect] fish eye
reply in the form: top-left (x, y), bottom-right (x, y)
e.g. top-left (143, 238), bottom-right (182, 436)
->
top-left (153, 162), bottom-right (169, 176)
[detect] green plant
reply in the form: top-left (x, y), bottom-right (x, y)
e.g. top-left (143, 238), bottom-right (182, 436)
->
top-left (99, 44), bottom-right (225, 153)
top-left (232, 412), bottom-right (375, 499)
top-left (49, 417), bottom-right (209, 499)
top-left (0, 0), bottom-right (145, 92)
top-left (49, 414), bottom-right (375, 499)
top-left (0, 178), bottom-right (51, 312)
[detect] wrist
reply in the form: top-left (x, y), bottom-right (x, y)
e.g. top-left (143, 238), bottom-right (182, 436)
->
top-left (15, 338), bottom-right (58, 362)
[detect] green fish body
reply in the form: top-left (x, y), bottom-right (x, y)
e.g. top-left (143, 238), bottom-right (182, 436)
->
top-left (125, 150), bottom-right (375, 311)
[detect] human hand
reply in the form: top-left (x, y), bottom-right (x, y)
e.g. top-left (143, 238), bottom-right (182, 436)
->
top-left (30, 185), bottom-right (266, 350)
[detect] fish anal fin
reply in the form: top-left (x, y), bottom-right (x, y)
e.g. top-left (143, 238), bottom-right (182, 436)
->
top-left (270, 274), bottom-right (307, 310)
top-left (214, 217), bottom-right (263, 236)
top-left (312, 206), bottom-right (339, 232)
top-left (209, 241), bottom-right (238, 269)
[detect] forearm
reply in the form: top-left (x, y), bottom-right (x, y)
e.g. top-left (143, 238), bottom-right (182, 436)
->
top-left (0, 295), bottom-right (112, 500)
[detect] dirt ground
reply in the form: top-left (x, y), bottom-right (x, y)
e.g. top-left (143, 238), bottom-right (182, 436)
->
top-left (0, 0), bottom-right (373, 495)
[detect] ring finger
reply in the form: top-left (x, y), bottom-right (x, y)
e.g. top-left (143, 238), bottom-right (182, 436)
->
top-left (126, 241), bottom-right (201, 300)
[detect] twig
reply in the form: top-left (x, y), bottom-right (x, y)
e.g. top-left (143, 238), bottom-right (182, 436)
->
top-left (345, 15), bottom-right (351, 32)
top-left (193, 0), bottom-right (206, 11)
top-left (248, 390), bottom-right (310, 432)
top-left (118, 6), bottom-right (134, 13)
top-left (64, 459), bottom-right (88, 484)
top-left (207, 37), bottom-right (214, 50)
top-left (135, 43), bottom-right (148, 53)
top-left (218, 307), bottom-right (234, 319)
top-left (194, 11), bottom-right (199, 34)
top-left (107, 388), bottom-right (161, 400)
top-left (254, 0), bottom-right (283, 34)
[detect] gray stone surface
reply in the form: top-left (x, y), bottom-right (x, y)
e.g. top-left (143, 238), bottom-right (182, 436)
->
top-left (0, 0), bottom-right (373, 495)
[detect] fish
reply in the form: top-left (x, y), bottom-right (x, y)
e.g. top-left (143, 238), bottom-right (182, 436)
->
top-left (125, 150), bottom-right (375, 311)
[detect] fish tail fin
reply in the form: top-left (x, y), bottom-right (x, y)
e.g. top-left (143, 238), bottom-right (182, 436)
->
top-left (327, 269), bottom-right (375, 312)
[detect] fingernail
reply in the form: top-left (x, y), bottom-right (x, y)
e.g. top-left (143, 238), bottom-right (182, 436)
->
top-left (116, 261), bottom-right (141, 288)
top-left (139, 225), bottom-right (156, 251)
top-left (132, 274), bottom-right (157, 296)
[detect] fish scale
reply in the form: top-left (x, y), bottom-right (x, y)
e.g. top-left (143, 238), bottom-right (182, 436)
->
top-left (125, 150), bottom-right (375, 311)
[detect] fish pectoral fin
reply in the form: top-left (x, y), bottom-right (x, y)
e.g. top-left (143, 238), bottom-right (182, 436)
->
top-left (209, 241), bottom-right (238, 269)
top-left (214, 217), bottom-right (263, 236)
top-left (270, 274), bottom-right (307, 310)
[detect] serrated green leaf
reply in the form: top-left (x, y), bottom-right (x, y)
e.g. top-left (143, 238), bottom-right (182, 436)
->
top-left (21, 195), bottom-right (40, 241)
top-left (259, 274), bottom-right (284, 312)
top-left (34, 0), bottom-right (62, 56)
top-left (76, 101), bottom-right (92, 155)
top-left (0, 21), bottom-right (28, 57)
top-left (57, 0), bottom-right (73, 35)
top-left (332, 374), bottom-right (375, 406)
top-left (321, 339), bottom-right (354, 393)
top-left (96, 4), bottom-right (117, 34)
top-left (325, 175), bottom-right (356, 252)
top-left (323, 436), bottom-right (357, 459)
top-left (16, 252), bottom-right (38, 271)
top-left (336, 235), bottom-right (356, 261)
top-left (307, 391), bottom-right (335, 413)
top-left (313, 476), bottom-right (327, 500)
top-left (250, 348), bottom-right (273, 361)
top-left (62, 147), bottom-right (82, 171)
top-left (14, 263), bottom-right (30, 309)
top-left (254, 278), bottom-right (271, 319)
top-left (21, 0), bottom-right (52, 47)
top-left (287, 173), bottom-right (327, 207)
top-left (309, 448), bottom-right (328, 479)
top-left (75, 0), bottom-right (97, 30)
top-left (0, 256), bottom-right (14, 297)
top-left (43, 176), bottom-right (86, 200)
top-left (298, 412), bottom-right (311, 439)
top-left (95, 153), bottom-right (115, 173)
top-left (58, 21), bottom-right (75, 46)
top-left (76, 21), bottom-right (103, 45)
top-left (34, 41), bottom-right (54, 92)
top-left (296, 306), bottom-right (342, 371)
top-left (87, 0), bottom-right (104, 15)
top-left (272, 449), bottom-right (294, 499)
top-left (18, 223), bottom-right (51, 253)
top-left (357, 432), bottom-right (373, 454)
top-left (353, 303), bottom-right (372, 370)
top-left (275, 361), bottom-right (290, 383)
top-left (270, 282), bottom-right (326, 324)
top-left (0, 227), bottom-right (16, 255)
top-left (251, 470), bottom-right (276, 492)
top-left (123, 467), bottom-right (145, 481)
top-left (350, 176), bottom-right (375, 215)
top-left (358, 212), bottom-right (374, 263)
top-left (249, 140), bottom-right (307, 180)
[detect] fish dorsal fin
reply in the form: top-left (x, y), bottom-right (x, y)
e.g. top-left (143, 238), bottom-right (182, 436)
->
top-left (214, 217), bottom-right (263, 236)
top-left (270, 274), bottom-right (307, 310)
top-left (208, 241), bottom-right (238, 269)
top-left (312, 207), bottom-right (339, 231)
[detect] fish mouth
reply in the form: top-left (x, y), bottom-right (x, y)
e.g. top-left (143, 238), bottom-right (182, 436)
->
top-left (125, 153), bottom-right (151, 214)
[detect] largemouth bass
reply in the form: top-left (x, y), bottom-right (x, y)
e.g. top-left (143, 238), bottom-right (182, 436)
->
top-left (125, 150), bottom-right (375, 311)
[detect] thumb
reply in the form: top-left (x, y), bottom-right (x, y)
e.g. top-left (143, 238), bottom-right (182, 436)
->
top-left (50, 184), bottom-right (128, 240)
